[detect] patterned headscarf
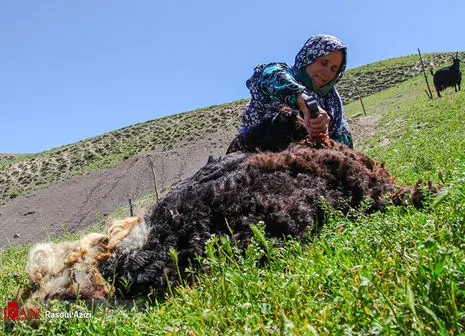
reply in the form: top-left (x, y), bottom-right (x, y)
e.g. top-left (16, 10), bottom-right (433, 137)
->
top-left (293, 34), bottom-right (347, 91)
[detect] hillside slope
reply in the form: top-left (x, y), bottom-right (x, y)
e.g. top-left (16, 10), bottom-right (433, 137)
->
top-left (0, 51), bottom-right (463, 248)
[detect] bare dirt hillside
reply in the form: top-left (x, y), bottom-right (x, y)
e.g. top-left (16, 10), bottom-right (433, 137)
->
top-left (0, 127), bottom-right (238, 248)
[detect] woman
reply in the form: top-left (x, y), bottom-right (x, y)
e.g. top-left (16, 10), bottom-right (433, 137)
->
top-left (239, 34), bottom-right (353, 148)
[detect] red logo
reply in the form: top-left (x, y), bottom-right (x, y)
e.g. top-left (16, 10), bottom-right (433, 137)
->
top-left (1, 302), bottom-right (41, 320)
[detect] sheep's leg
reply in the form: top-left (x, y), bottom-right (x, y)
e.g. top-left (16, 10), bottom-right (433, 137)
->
top-left (433, 84), bottom-right (441, 98)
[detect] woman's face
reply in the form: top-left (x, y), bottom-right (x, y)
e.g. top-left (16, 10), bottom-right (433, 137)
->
top-left (304, 50), bottom-right (343, 88)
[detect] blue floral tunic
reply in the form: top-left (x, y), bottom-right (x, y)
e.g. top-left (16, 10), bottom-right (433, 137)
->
top-left (239, 34), bottom-right (352, 147)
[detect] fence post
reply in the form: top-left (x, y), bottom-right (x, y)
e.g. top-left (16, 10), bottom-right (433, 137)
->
top-left (149, 160), bottom-right (159, 203)
top-left (418, 48), bottom-right (433, 99)
top-left (347, 74), bottom-right (366, 116)
top-left (129, 199), bottom-right (134, 216)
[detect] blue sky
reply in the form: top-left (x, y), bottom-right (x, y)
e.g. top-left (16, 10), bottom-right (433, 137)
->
top-left (1, 0), bottom-right (464, 153)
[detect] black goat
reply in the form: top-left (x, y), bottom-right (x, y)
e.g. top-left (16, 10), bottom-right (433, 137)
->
top-left (430, 54), bottom-right (462, 97)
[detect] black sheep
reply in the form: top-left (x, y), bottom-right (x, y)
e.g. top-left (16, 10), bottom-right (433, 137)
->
top-left (98, 112), bottom-right (421, 298)
top-left (23, 111), bottom-right (434, 302)
top-left (430, 55), bottom-right (462, 97)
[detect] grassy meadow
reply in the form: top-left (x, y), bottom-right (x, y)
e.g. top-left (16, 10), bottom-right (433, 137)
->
top-left (1, 60), bottom-right (465, 334)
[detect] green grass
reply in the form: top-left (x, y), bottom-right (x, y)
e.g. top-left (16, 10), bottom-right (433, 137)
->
top-left (2, 64), bottom-right (465, 334)
top-left (348, 75), bottom-right (465, 185)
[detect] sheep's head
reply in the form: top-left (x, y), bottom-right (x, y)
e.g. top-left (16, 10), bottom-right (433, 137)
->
top-left (20, 217), bottom-right (144, 305)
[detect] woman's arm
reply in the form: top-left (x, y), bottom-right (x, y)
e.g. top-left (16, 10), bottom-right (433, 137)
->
top-left (259, 63), bottom-right (306, 108)
top-left (259, 64), bottom-right (330, 136)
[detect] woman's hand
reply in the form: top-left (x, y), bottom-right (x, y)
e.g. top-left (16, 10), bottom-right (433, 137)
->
top-left (296, 93), bottom-right (330, 137)
top-left (310, 110), bottom-right (330, 136)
